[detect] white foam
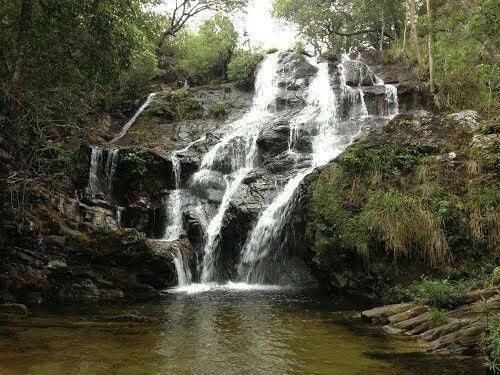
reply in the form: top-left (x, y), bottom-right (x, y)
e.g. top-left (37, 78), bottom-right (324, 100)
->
top-left (166, 282), bottom-right (284, 295)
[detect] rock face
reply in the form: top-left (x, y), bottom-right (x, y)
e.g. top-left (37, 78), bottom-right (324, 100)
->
top-left (3, 50), bottom-right (426, 302)
top-left (0, 200), bottom-right (186, 304)
top-left (362, 287), bottom-right (500, 355)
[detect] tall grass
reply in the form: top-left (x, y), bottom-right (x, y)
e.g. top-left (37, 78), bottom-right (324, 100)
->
top-left (358, 190), bottom-right (451, 266)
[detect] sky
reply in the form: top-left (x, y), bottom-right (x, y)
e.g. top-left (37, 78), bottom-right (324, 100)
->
top-left (154, 0), bottom-right (297, 49)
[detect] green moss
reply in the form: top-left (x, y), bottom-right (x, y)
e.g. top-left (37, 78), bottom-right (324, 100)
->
top-left (209, 101), bottom-right (228, 118)
top-left (307, 110), bottom-right (499, 292)
top-left (265, 47), bottom-right (279, 54)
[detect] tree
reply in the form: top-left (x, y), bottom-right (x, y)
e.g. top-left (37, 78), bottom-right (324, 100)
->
top-left (158, 0), bottom-right (246, 48)
top-left (272, 0), bottom-right (404, 53)
top-left (169, 14), bottom-right (239, 81)
top-left (8, 0), bottom-right (33, 133)
top-left (0, 0), bottom-right (164, 200)
top-left (426, 0), bottom-right (435, 94)
top-left (406, 0), bottom-right (423, 66)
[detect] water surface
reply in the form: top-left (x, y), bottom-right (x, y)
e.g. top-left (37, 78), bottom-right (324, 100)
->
top-left (0, 286), bottom-right (483, 374)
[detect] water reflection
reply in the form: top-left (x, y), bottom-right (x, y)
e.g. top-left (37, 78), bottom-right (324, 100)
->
top-left (0, 288), bottom-right (484, 374)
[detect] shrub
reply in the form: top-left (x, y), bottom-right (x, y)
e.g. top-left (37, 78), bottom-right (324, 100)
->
top-left (120, 152), bottom-right (147, 178)
top-left (392, 278), bottom-right (465, 308)
top-left (484, 313), bottom-right (500, 374)
top-left (493, 267), bottom-right (500, 284)
top-left (209, 101), bottom-right (227, 118)
top-left (293, 41), bottom-right (306, 54)
top-left (227, 50), bottom-right (264, 82)
top-left (265, 47), bottom-right (279, 54)
top-left (429, 307), bottom-right (449, 327)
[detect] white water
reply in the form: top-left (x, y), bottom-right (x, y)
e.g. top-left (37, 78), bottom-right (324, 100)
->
top-left (169, 281), bottom-right (284, 295)
top-left (384, 84), bottom-right (399, 118)
top-left (163, 136), bottom-right (207, 241)
top-left (172, 248), bottom-right (192, 286)
top-left (111, 93), bottom-right (157, 144)
top-left (238, 55), bottom-right (395, 284)
top-left (88, 147), bottom-right (119, 198)
top-left (116, 206), bottom-right (125, 226)
top-left (199, 53), bottom-right (280, 283)
top-left (88, 93), bottom-right (156, 199)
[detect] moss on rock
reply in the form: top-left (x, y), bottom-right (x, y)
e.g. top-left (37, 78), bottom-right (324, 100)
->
top-left (307, 110), bottom-right (500, 292)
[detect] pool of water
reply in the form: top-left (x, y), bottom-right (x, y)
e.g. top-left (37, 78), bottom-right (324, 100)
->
top-left (0, 285), bottom-right (483, 374)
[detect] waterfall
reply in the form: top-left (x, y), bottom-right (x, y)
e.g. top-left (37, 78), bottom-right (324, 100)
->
top-left (87, 93), bottom-right (156, 200)
top-left (238, 55), bottom-right (396, 284)
top-left (384, 84), bottom-right (399, 118)
top-left (172, 247), bottom-right (192, 286)
top-left (111, 93), bottom-right (157, 144)
top-left (198, 53), bottom-right (280, 283)
top-left (163, 136), bottom-right (206, 241)
top-left (88, 147), bottom-right (119, 198)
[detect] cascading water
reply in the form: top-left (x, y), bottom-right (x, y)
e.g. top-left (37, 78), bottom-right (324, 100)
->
top-left (87, 93), bottom-right (156, 199)
top-left (162, 136), bottom-right (206, 241)
top-left (111, 93), bottom-right (157, 144)
top-left (84, 51), bottom-right (400, 290)
top-left (197, 53), bottom-right (280, 283)
top-left (238, 55), bottom-right (398, 284)
top-left (88, 147), bottom-right (119, 198)
top-left (172, 247), bottom-right (192, 286)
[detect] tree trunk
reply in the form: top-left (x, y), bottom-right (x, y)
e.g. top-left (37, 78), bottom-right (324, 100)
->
top-left (426, 0), bottom-right (435, 94)
top-left (406, 0), bottom-right (423, 66)
top-left (403, 3), bottom-right (408, 51)
top-left (379, 16), bottom-right (385, 51)
top-left (9, 0), bottom-right (33, 129)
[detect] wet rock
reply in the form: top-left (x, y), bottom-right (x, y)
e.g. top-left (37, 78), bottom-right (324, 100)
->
top-left (362, 287), bottom-right (500, 356)
top-left (342, 60), bottom-right (377, 86)
top-left (257, 119), bottom-right (313, 159)
top-left (361, 303), bottom-right (415, 324)
top-left (278, 52), bottom-right (318, 81)
top-left (190, 170), bottom-right (227, 203)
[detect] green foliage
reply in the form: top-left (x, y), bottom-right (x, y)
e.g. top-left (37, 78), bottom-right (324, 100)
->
top-left (120, 153), bottom-right (147, 178)
top-left (1, 0), bottom-right (162, 198)
top-left (293, 41), bottom-right (306, 54)
top-left (273, 0), bottom-right (404, 53)
top-left (169, 88), bottom-right (204, 120)
top-left (493, 267), bottom-right (500, 284)
top-left (265, 47), bottom-right (279, 54)
top-left (227, 50), bottom-right (264, 82)
top-left (359, 190), bottom-right (450, 266)
top-left (388, 0), bottom-right (499, 110)
top-left (484, 313), bottom-right (500, 373)
top-left (392, 278), bottom-right (465, 308)
top-left (209, 101), bottom-right (228, 118)
top-left (429, 307), bottom-right (449, 327)
top-left (163, 14), bottom-right (238, 82)
top-left (341, 141), bottom-right (433, 177)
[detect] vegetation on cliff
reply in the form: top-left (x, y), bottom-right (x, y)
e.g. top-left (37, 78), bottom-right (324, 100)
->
top-left (308, 111), bottom-right (499, 290)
